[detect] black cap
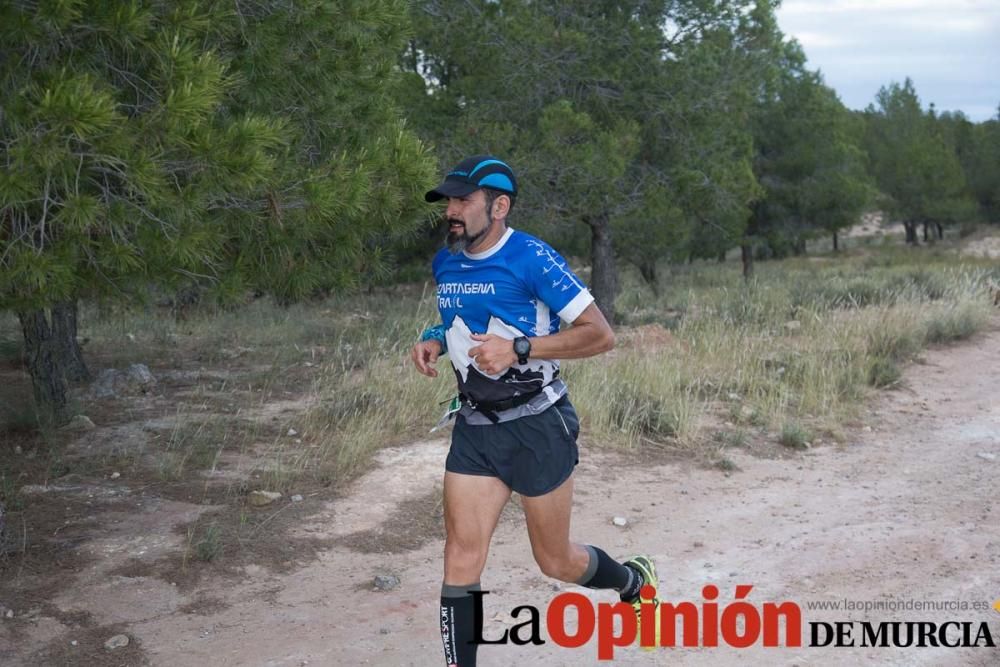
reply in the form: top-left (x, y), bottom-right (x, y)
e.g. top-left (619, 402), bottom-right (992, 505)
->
top-left (425, 155), bottom-right (518, 203)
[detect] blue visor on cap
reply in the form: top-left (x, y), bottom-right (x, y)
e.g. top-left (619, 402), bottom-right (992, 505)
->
top-left (426, 155), bottom-right (518, 202)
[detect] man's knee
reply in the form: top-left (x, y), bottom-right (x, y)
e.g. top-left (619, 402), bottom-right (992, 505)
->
top-left (444, 538), bottom-right (488, 579)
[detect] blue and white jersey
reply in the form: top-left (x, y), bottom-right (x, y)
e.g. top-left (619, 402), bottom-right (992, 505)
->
top-left (433, 227), bottom-right (594, 417)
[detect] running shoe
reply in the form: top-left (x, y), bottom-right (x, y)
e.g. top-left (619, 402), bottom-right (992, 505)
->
top-left (623, 555), bottom-right (661, 650)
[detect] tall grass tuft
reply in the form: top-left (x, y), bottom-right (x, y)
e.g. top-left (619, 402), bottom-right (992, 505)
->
top-left (567, 353), bottom-right (700, 447)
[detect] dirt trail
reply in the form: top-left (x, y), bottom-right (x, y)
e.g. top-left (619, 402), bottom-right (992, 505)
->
top-left (4, 324), bottom-right (1000, 666)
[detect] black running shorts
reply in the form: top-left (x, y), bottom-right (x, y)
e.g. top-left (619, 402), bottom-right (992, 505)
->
top-left (446, 396), bottom-right (580, 497)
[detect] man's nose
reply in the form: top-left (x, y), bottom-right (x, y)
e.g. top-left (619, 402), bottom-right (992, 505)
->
top-left (446, 199), bottom-right (462, 219)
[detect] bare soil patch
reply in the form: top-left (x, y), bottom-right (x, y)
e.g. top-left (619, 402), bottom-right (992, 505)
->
top-left (0, 350), bottom-right (338, 666)
top-left (336, 487), bottom-right (445, 555)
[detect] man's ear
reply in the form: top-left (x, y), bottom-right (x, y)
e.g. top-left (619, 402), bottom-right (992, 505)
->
top-left (491, 194), bottom-right (511, 221)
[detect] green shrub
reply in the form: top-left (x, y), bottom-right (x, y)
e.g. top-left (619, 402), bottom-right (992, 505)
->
top-left (923, 303), bottom-right (984, 343)
top-left (887, 269), bottom-right (947, 301)
top-left (607, 387), bottom-right (680, 439)
top-left (779, 421), bottom-right (810, 449)
top-left (195, 523), bottom-right (222, 562)
top-left (713, 429), bottom-right (749, 448)
top-left (868, 356), bottom-right (902, 388)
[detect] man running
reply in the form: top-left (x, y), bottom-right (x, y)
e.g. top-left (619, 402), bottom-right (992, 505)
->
top-left (411, 155), bottom-right (659, 665)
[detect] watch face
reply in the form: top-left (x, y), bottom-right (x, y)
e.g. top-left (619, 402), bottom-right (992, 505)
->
top-left (514, 337), bottom-right (530, 357)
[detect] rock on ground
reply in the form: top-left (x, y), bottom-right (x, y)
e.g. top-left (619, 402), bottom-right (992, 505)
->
top-left (90, 364), bottom-right (157, 399)
top-left (248, 491), bottom-right (282, 507)
top-left (104, 634), bottom-right (130, 650)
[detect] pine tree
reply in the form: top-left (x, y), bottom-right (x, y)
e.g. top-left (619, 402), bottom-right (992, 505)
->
top-left (938, 109), bottom-right (1000, 223)
top-left (1, 1), bottom-right (433, 420)
top-left (966, 114), bottom-right (1000, 221)
top-left (216, 0), bottom-right (435, 301)
top-left (864, 79), bottom-right (973, 244)
top-left (403, 0), bottom-right (775, 318)
top-left (748, 42), bottom-right (873, 264)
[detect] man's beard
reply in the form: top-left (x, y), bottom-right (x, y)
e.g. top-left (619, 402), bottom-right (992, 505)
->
top-left (446, 218), bottom-right (490, 254)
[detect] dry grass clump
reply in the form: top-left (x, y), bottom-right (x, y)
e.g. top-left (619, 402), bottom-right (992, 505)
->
top-left (575, 256), bottom-right (995, 453)
top-left (564, 353), bottom-right (700, 447)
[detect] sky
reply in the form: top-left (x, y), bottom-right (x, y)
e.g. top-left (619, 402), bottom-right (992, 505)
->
top-left (775, 0), bottom-right (1000, 121)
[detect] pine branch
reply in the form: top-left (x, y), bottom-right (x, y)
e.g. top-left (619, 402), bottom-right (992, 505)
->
top-left (38, 173), bottom-right (51, 253)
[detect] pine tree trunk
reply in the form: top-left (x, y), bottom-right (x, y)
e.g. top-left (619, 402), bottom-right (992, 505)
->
top-left (17, 309), bottom-right (69, 423)
top-left (922, 222), bottom-right (929, 243)
top-left (832, 232), bottom-right (839, 252)
top-left (935, 222), bottom-right (944, 240)
top-left (903, 221), bottom-right (918, 245)
top-left (741, 238), bottom-right (754, 281)
top-left (638, 261), bottom-right (659, 297)
top-left (51, 301), bottom-right (90, 382)
top-left (717, 250), bottom-right (726, 263)
top-left (588, 219), bottom-right (618, 322)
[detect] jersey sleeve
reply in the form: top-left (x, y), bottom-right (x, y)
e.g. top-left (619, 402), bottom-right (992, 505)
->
top-left (522, 236), bottom-right (594, 323)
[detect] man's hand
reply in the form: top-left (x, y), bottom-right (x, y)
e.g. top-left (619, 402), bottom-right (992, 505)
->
top-left (468, 333), bottom-right (517, 376)
top-left (411, 339), bottom-right (443, 377)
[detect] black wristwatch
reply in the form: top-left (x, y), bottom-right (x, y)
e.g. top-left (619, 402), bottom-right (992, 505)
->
top-left (513, 336), bottom-right (531, 365)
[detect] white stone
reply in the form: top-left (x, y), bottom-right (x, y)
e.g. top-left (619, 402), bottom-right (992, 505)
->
top-left (612, 516), bottom-right (628, 527)
top-left (61, 415), bottom-right (96, 431)
top-left (104, 634), bottom-right (130, 650)
top-left (248, 490), bottom-right (282, 507)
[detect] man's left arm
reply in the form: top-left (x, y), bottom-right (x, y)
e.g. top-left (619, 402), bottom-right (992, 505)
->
top-left (525, 303), bottom-right (614, 359)
top-left (468, 303), bottom-right (614, 375)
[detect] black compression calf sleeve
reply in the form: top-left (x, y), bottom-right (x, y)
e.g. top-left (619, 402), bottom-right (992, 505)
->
top-left (440, 582), bottom-right (481, 666)
top-left (575, 545), bottom-right (636, 595)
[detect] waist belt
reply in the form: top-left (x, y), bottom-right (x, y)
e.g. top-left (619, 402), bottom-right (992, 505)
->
top-left (460, 388), bottom-right (544, 423)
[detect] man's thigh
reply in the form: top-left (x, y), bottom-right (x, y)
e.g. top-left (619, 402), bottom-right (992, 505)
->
top-left (443, 471), bottom-right (511, 553)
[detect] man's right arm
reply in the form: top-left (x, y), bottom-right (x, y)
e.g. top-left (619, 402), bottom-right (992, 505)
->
top-left (415, 255), bottom-right (452, 377)
top-left (420, 324), bottom-right (448, 352)
top-left (411, 324), bottom-right (446, 377)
